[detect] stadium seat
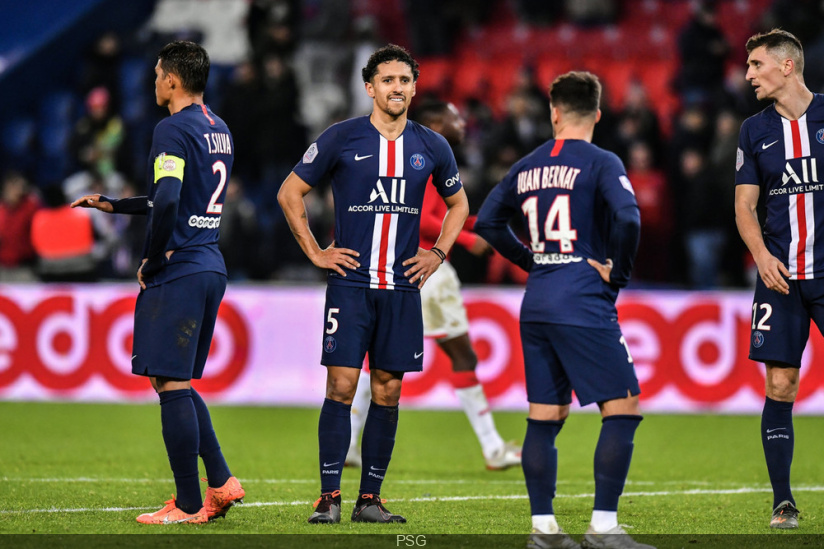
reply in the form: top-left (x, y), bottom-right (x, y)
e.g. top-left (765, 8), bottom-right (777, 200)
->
top-left (38, 90), bottom-right (76, 127)
top-left (1, 117), bottom-right (36, 157)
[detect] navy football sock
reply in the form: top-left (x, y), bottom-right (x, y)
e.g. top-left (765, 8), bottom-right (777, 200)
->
top-left (190, 388), bottom-right (231, 488)
top-left (159, 389), bottom-right (202, 514)
top-left (523, 418), bottom-right (565, 515)
top-left (593, 415), bottom-right (642, 512)
top-left (318, 398), bottom-right (351, 493)
top-left (762, 397), bottom-right (795, 508)
top-left (359, 401), bottom-right (399, 497)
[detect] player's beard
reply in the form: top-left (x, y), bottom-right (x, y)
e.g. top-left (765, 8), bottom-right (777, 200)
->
top-left (380, 95), bottom-right (408, 119)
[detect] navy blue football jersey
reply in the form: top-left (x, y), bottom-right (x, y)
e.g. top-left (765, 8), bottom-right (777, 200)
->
top-left (478, 139), bottom-right (638, 327)
top-left (145, 103), bottom-right (232, 285)
top-left (293, 116), bottom-right (462, 291)
top-left (736, 94), bottom-right (824, 279)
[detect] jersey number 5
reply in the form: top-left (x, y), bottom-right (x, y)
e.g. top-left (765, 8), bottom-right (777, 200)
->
top-left (206, 161), bottom-right (227, 214)
top-left (521, 195), bottom-right (578, 253)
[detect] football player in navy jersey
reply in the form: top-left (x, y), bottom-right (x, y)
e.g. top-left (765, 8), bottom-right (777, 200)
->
top-left (278, 44), bottom-right (469, 524)
top-left (476, 72), bottom-right (651, 549)
top-left (735, 29), bottom-right (821, 529)
top-left (71, 41), bottom-right (244, 525)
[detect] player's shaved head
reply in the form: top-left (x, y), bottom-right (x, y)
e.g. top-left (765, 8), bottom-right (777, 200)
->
top-left (746, 29), bottom-right (804, 76)
top-left (362, 44), bottom-right (420, 83)
top-left (413, 100), bottom-right (451, 127)
top-left (158, 40), bottom-right (210, 95)
top-left (549, 71), bottom-right (601, 119)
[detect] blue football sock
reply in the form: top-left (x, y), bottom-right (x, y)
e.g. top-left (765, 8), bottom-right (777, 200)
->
top-left (190, 388), bottom-right (231, 488)
top-left (158, 389), bottom-right (202, 514)
top-left (593, 415), bottom-right (642, 512)
top-left (359, 401), bottom-right (399, 497)
top-left (523, 418), bottom-right (565, 515)
top-left (318, 398), bottom-right (351, 494)
top-left (762, 397), bottom-right (795, 508)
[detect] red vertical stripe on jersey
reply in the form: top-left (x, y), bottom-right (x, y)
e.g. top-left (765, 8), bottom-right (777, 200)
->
top-left (550, 140), bottom-right (564, 157)
top-left (790, 120), bottom-right (802, 158)
top-left (377, 213), bottom-right (392, 288)
top-left (386, 140), bottom-right (396, 176)
top-left (200, 104), bottom-right (215, 125)
top-left (797, 193), bottom-right (808, 279)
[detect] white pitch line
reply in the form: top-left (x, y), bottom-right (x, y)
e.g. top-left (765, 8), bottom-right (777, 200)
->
top-left (5, 485), bottom-right (824, 515)
top-left (0, 477), bottom-right (757, 487)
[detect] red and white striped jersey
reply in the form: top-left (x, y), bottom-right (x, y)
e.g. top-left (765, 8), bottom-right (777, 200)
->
top-left (736, 94), bottom-right (824, 279)
top-left (293, 116), bottom-right (462, 291)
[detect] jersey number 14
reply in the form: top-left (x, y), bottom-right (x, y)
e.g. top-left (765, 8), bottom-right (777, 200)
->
top-left (521, 195), bottom-right (578, 253)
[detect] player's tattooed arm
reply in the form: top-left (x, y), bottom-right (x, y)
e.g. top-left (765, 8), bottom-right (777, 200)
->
top-left (735, 184), bottom-right (790, 295)
top-left (278, 172), bottom-right (359, 276)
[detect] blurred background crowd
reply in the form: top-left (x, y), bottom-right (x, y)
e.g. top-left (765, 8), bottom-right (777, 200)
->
top-left (2, 0), bottom-right (823, 289)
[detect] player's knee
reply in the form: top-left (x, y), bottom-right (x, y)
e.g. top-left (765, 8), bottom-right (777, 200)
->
top-left (766, 364), bottom-right (800, 401)
top-left (326, 377), bottom-right (358, 403)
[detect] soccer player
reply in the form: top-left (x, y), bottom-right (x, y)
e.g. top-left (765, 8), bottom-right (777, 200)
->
top-left (71, 41), bottom-right (244, 524)
top-left (475, 72), bottom-right (651, 549)
top-left (345, 101), bottom-right (521, 471)
top-left (735, 28), bottom-right (820, 529)
top-left (278, 44), bottom-right (469, 525)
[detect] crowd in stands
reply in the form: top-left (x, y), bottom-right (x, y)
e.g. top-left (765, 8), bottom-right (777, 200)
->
top-left (2, 0), bottom-right (824, 288)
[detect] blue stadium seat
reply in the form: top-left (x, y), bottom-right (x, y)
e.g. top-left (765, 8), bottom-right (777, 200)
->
top-left (1, 117), bottom-right (36, 157)
top-left (38, 90), bottom-right (76, 127)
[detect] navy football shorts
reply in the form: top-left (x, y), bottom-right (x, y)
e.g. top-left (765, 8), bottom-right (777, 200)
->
top-left (132, 271), bottom-right (226, 380)
top-left (321, 284), bottom-right (424, 372)
top-left (520, 321), bottom-right (640, 407)
top-left (749, 276), bottom-right (824, 368)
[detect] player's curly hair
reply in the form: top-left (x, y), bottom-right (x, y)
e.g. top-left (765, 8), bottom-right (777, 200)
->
top-left (158, 41), bottom-right (210, 95)
top-left (361, 44), bottom-right (420, 83)
top-left (746, 29), bottom-right (804, 76)
top-left (549, 71), bottom-right (601, 117)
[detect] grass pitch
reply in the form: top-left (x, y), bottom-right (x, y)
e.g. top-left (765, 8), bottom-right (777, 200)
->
top-left (1, 401), bottom-right (824, 546)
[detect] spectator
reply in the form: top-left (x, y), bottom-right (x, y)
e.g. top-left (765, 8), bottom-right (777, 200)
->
top-left (679, 148), bottom-right (728, 288)
top-left (616, 80), bottom-right (664, 167)
top-left (70, 86), bottom-right (125, 178)
top-left (31, 186), bottom-right (97, 282)
top-left (675, 1), bottom-right (731, 107)
top-left (626, 141), bottom-right (673, 284)
top-left (565, 0), bottom-right (617, 27)
top-left (709, 109), bottom-right (747, 287)
top-left (78, 32), bottom-right (124, 112)
top-left (0, 171), bottom-right (40, 281)
top-left (218, 176), bottom-right (260, 281)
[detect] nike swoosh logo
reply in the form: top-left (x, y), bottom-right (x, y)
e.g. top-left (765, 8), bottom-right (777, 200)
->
top-left (354, 154), bottom-right (373, 161)
top-left (322, 462), bottom-right (340, 467)
top-left (131, 355), bottom-right (137, 361)
top-left (414, 351), bottom-right (423, 359)
top-left (762, 140), bottom-right (779, 150)
top-left (370, 466), bottom-right (386, 471)
top-left (766, 428), bottom-right (786, 433)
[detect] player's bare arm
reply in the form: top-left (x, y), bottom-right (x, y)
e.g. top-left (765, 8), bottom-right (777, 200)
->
top-left (735, 184), bottom-right (790, 295)
top-left (278, 171), bottom-right (360, 276)
top-left (70, 193), bottom-right (114, 213)
top-left (403, 188), bottom-right (469, 288)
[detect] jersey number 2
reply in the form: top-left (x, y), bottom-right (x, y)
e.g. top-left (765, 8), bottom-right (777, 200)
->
top-left (207, 161), bottom-right (227, 214)
top-left (521, 195), bottom-right (577, 252)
